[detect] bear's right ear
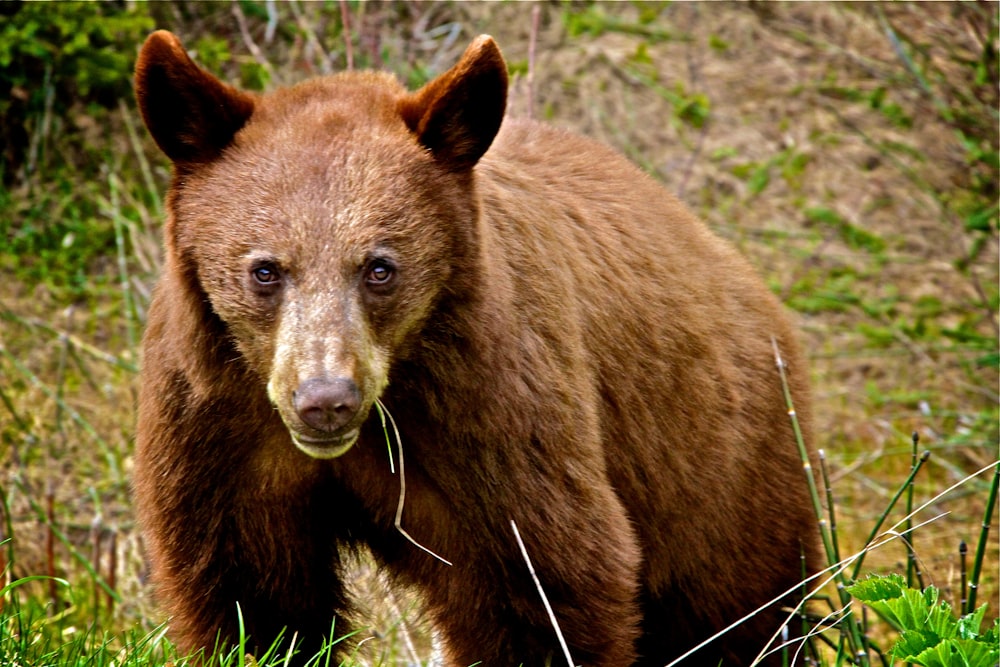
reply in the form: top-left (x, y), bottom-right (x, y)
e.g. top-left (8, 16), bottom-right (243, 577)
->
top-left (397, 35), bottom-right (508, 172)
top-left (134, 30), bottom-right (255, 165)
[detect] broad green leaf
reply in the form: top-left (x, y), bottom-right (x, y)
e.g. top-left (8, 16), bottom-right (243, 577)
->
top-left (981, 617), bottom-right (998, 644)
top-left (846, 573), bottom-right (907, 603)
top-left (909, 638), bottom-right (1000, 667)
top-left (895, 629), bottom-right (940, 660)
top-left (956, 606), bottom-right (987, 640)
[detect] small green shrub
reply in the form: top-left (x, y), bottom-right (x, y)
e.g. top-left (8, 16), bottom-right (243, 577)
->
top-left (0, 2), bottom-right (155, 300)
top-left (0, 1), bottom-right (153, 180)
top-left (848, 574), bottom-right (999, 667)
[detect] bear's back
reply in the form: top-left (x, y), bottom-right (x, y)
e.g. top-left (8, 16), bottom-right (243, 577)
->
top-left (478, 118), bottom-right (774, 344)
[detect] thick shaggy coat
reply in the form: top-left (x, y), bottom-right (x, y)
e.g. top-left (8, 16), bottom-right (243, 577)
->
top-left (133, 30), bottom-right (819, 666)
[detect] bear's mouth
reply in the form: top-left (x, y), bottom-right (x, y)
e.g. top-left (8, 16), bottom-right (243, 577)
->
top-left (290, 428), bottom-right (360, 459)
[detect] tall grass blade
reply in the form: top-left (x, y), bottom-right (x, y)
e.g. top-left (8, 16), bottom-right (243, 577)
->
top-left (0, 345), bottom-right (123, 483)
top-left (110, 171), bottom-right (138, 354)
top-left (959, 540), bottom-right (968, 613)
top-left (904, 432), bottom-right (923, 589)
top-left (819, 450), bottom-right (841, 573)
top-left (119, 98), bottom-right (162, 216)
top-left (772, 337), bottom-right (868, 665)
top-left (373, 398), bottom-right (394, 473)
top-left (965, 462), bottom-right (999, 613)
top-left (377, 399), bottom-right (452, 566)
top-left (0, 574), bottom-right (69, 598)
top-left (0, 310), bottom-right (138, 372)
top-left (511, 520), bottom-right (576, 667)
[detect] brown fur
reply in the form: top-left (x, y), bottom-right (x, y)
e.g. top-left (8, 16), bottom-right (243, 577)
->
top-left (133, 30), bottom-right (819, 666)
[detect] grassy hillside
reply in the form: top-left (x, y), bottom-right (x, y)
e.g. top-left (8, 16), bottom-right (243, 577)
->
top-left (1, 2), bottom-right (996, 665)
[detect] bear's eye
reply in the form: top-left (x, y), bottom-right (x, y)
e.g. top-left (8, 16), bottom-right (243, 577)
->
top-left (250, 263), bottom-right (281, 287)
top-left (365, 260), bottom-right (395, 287)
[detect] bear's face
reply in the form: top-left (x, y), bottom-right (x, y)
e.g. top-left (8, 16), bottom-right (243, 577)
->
top-left (136, 31), bottom-right (507, 458)
top-left (173, 103), bottom-right (468, 457)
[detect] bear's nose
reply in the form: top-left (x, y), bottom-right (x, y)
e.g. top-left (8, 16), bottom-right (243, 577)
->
top-left (292, 377), bottom-right (361, 433)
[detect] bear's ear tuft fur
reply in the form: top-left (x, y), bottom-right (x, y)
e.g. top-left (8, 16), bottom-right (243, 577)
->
top-left (134, 30), bottom-right (255, 165)
top-left (398, 35), bottom-right (508, 172)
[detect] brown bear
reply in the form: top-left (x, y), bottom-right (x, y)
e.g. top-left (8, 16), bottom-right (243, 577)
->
top-left (133, 29), bottom-right (820, 667)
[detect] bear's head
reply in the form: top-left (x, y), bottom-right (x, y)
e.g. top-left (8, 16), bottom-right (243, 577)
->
top-left (135, 31), bottom-right (508, 458)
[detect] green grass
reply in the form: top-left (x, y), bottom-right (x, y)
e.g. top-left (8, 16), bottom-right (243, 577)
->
top-left (0, 570), bottom-right (361, 666)
top-left (1, 440), bottom-right (994, 665)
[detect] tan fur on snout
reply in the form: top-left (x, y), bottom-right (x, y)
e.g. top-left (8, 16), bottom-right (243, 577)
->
top-left (266, 289), bottom-right (391, 459)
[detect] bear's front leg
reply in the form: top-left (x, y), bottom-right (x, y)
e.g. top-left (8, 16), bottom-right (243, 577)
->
top-left (158, 525), bottom-right (349, 664)
top-left (142, 472), bottom-right (352, 663)
top-left (135, 393), bottom-right (353, 664)
top-left (422, 487), bottom-right (643, 666)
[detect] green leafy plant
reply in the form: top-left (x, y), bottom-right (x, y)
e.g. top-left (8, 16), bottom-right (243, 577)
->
top-left (848, 574), bottom-right (999, 667)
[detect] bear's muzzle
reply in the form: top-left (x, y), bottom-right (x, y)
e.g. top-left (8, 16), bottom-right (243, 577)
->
top-left (286, 376), bottom-right (364, 458)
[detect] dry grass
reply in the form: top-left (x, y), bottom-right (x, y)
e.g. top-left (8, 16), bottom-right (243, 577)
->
top-left (0, 2), bottom-right (996, 663)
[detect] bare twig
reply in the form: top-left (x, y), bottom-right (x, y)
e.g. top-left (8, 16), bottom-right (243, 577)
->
top-left (527, 4), bottom-right (541, 120)
top-left (289, 0), bottom-right (332, 75)
top-left (264, 0), bottom-right (279, 44)
top-left (232, 2), bottom-right (277, 81)
top-left (106, 528), bottom-right (117, 613)
top-left (339, 0), bottom-right (354, 70)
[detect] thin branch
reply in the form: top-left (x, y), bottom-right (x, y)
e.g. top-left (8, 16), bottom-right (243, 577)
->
top-left (339, 0), bottom-right (354, 70)
top-left (232, 2), bottom-right (277, 81)
top-left (527, 4), bottom-right (541, 120)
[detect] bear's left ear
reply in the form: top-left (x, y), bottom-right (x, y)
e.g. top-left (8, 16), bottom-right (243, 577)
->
top-left (398, 35), bottom-right (508, 172)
